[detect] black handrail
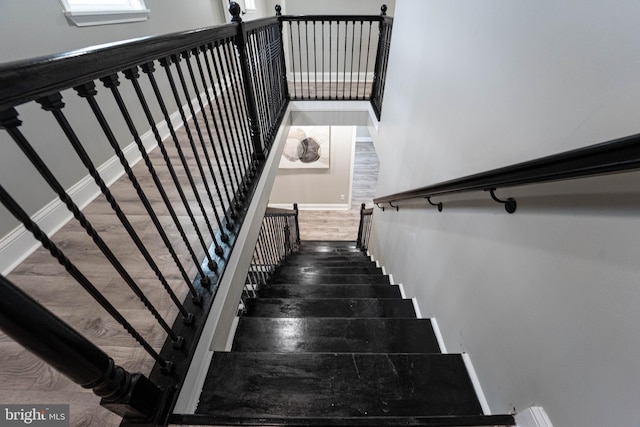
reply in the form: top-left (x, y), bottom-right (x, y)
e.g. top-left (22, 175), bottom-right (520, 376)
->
top-left (373, 132), bottom-right (640, 212)
top-left (0, 274), bottom-right (168, 420)
top-left (0, 25), bottom-right (238, 111)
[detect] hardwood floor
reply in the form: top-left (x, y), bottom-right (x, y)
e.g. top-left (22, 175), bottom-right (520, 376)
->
top-left (0, 117), bottom-right (379, 426)
top-left (295, 139), bottom-right (379, 241)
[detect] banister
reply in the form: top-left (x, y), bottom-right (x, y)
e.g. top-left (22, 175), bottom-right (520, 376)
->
top-left (374, 132), bottom-right (640, 208)
top-left (0, 25), bottom-right (238, 111)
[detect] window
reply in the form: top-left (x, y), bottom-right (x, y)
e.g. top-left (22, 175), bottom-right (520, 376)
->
top-left (60, 0), bottom-right (150, 27)
top-left (244, 0), bottom-right (256, 11)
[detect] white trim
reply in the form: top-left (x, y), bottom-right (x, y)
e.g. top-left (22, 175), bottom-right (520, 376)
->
top-left (226, 317), bottom-right (240, 351)
top-left (0, 89), bottom-right (208, 276)
top-left (347, 126), bottom-right (356, 209)
top-left (268, 203), bottom-right (349, 211)
top-left (461, 353), bottom-right (492, 415)
top-left (429, 317), bottom-right (447, 353)
top-left (60, 0), bottom-right (150, 27)
top-left (515, 407), bottom-right (554, 427)
top-left (64, 9), bottom-right (150, 26)
top-left (411, 297), bottom-right (423, 319)
top-left (397, 283), bottom-right (406, 299)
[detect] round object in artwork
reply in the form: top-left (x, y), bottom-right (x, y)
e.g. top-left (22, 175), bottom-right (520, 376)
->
top-left (283, 138), bottom-right (304, 161)
top-left (299, 137), bottom-right (321, 163)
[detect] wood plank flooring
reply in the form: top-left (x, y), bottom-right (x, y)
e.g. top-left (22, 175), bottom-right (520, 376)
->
top-left (0, 112), bottom-right (379, 426)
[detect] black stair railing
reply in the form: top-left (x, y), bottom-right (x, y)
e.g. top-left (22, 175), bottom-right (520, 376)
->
top-left (356, 202), bottom-right (374, 251)
top-left (0, 3), bottom-right (390, 425)
top-left (277, 5), bottom-right (393, 119)
top-left (240, 204), bottom-right (300, 313)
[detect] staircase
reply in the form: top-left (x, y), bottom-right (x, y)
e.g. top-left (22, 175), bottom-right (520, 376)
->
top-left (193, 241), bottom-right (515, 426)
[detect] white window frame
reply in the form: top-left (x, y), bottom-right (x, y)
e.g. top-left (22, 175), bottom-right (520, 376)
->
top-left (60, 0), bottom-right (150, 27)
top-left (244, 0), bottom-right (256, 12)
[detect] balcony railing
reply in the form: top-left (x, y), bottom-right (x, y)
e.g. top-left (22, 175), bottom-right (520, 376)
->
top-left (0, 2), bottom-right (392, 425)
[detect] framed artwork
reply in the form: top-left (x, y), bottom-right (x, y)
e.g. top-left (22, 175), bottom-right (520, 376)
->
top-left (279, 126), bottom-right (330, 169)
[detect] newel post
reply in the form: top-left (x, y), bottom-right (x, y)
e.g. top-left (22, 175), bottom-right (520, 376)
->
top-left (356, 203), bottom-right (366, 248)
top-left (230, 1), bottom-right (265, 161)
top-left (0, 274), bottom-right (167, 421)
top-left (293, 203), bottom-right (301, 244)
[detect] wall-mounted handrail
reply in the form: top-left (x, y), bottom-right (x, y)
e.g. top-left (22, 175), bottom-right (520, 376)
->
top-left (373, 132), bottom-right (640, 212)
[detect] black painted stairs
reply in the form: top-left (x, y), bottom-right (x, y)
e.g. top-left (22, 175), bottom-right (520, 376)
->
top-left (191, 241), bottom-right (515, 426)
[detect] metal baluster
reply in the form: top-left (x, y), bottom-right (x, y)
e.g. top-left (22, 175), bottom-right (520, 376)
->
top-left (75, 81), bottom-right (196, 321)
top-left (350, 20), bottom-right (356, 100)
top-left (248, 30), bottom-right (270, 145)
top-left (219, 40), bottom-right (252, 179)
top-left (210, 42), bottom-right (243, 200)
top-left (364, 21), bottom-right (373, 100)
top-left (122, 65), bottom-right (210, 295)
top-left (313, 21), bottom-right (318, 100)
top-left (296, 22), bottom-right (304, 98)
top-left (329, 21), bottom-right (332, 99)
top-left (180, 50), bottom-right (231, 244)
top-left (305, 21), bottom-right (311, 98)
top-left (343, 21), bottom-right (348, 100)
top-left (212, 41), bottom-right (249, 195)
top-left (322, 21), bottom-right (325, 99)
top-left (190, 47), bottom-right (234, 228)
top-left (199, 44), bottom-right (238, 214)
top-left (335, 20), bottom-right (339, 99)
top-left (141, 61), bottom-right (218, 271)
top-left (0, 183), bottom-right (172, 372)
top-left (356, 21), bottom-right (364, 100)
top-left (288, 21), bottom-right (297, 100)
top-left (172, 53), bottom-right (227, 253)
top-left (224, 38), bottom-right (256, 169)
top-left (264, 25), bottom-right (279, 138)
top-left (35, 93), bottom-right (185, 346)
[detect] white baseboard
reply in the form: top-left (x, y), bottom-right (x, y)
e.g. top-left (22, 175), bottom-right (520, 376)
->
top-left (429, 317), bottom-right (447, 353)
top-left (515, 406), bottom-right (553, 427)
top-left (268, 203), bottom-right (350, 210)
top-left (0, 93), bottom-right (201, 276)
top-left (461, 353), bottom-right (492, 416)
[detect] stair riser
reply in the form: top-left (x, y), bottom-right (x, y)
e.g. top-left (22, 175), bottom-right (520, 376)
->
top-left (245, 298), bottom-right (416, 318)
top-left (270, 274), bottom-right (390, 285)
top-left (258, 284), bottom-right (403, 299)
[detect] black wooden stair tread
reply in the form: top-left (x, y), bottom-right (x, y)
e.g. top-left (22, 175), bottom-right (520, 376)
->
top-left (196, 353), bottom-right (483, 418)
top-left (232, 318), bottom-right (440, 353)
top-left (245, 298), bottom-right (415, 318)
top-left (270, 273), bottom-right (390, 285)
top-left (258, 283), bottom-right (403, 299)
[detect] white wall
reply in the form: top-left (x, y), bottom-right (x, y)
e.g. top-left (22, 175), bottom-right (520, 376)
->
top-left (370, 1), bottom-right (640, 427)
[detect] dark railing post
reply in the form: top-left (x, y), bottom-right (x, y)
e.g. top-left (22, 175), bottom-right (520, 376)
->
top-left (230, 1), bottom-right (265, 161)
top-left (357, 202), bottom-right (366, 248)
top-left (275, 5), bottom-right (291, 101)
top-left (0, 274), bottom-right (167, 420)
top-left (293, 202), bottom-right (301, 244)
top-left (370, 4), bottom-right (392, 120)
